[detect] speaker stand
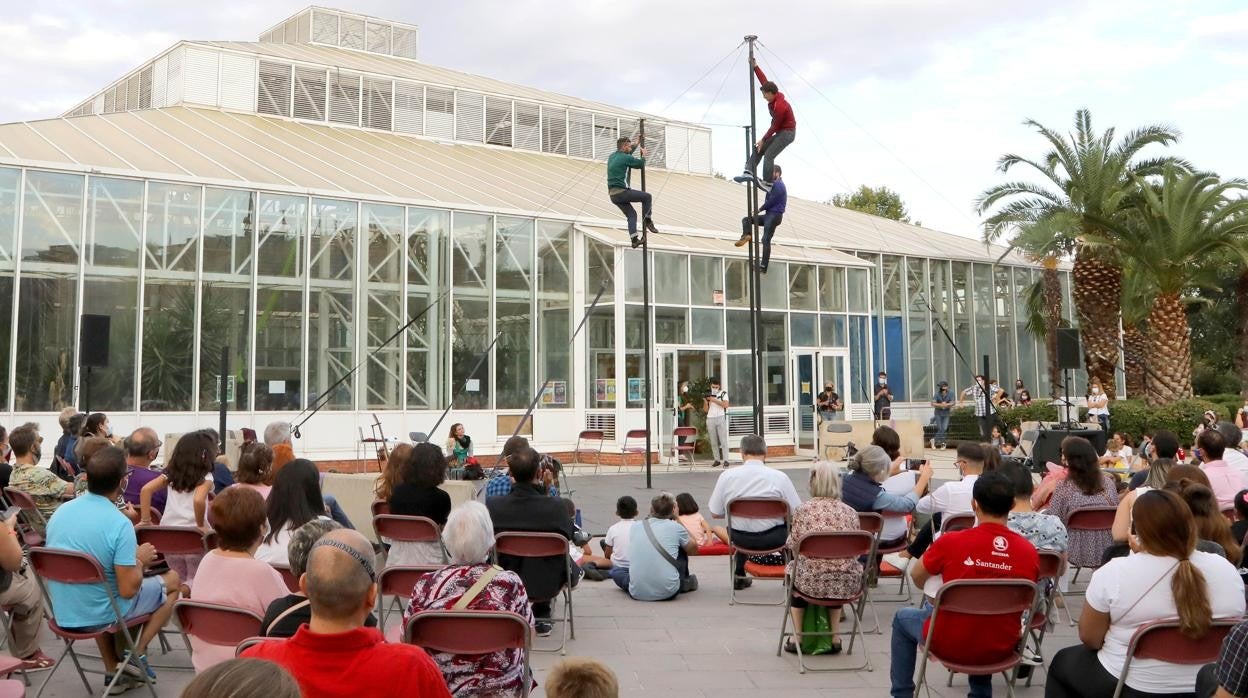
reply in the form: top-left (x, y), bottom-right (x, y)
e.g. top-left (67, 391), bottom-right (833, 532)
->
top-left (82, 365), bottom-right (92, 415)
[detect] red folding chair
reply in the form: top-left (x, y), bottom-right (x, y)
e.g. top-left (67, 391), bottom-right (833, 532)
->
top-left (857, 512), bottom-right (912, 633)
top-left (134, 525), bottom-right (213, 557)
top-left (726, 497), bottom-right (792, 606)
top-left (174, 600), bottom-right (263, 663)
top-left (621, 430), bottom-right (649, 471)
top-left (777, 531), bottom-right (875, 673)
top-left (405, 610), bottom-right (532, 697)
top-left (1113, 617), bottom-right (1238, 698)
top-left (234, 636), bottom-right (269, 657)
top-left (914, 578), bottom-right (1038, 698)
top-left (270, 563), bottom-right (300, 593)
top-left (1064, 505), bottom-right (1117, 588)
top-left (28, 547), bottom-right (159, 698)
top-left (376, 565), bottom-right (443, 635)
top-left (1014, 550), bottom-right (1066, 687)
top-left (670, 427), bottom-right (697, 470)
top-left (493, 532), bottom-right (575, 654)
top-left (2, 489), bottom-right (45, 548)
top-left (939, 512), bottom-right (977, 534)
top-left (55, 455), bottom-right (78, 478)
top-left (371, 500), bottom-right (391, 517)
top-left (0, 655), bottom-right (22, 698)
top-left (572, 430), bottom-right (605, 474)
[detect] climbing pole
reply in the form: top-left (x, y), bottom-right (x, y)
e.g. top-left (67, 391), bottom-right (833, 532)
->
top-left (745, 35), bottom-right (765, 436)
top-left (640, 119), bottom-right (654, 489)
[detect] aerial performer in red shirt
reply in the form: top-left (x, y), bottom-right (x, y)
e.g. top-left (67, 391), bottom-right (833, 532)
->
top-left (734, 57), bottom-right (796, 191)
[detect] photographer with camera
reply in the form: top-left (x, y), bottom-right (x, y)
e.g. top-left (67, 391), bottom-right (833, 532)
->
top-left (704, 378), bottom-right (731, 468)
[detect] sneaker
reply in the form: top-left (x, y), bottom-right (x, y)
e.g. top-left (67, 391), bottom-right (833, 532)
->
top-left (710, 460), bottom-right (721, 468)
top-left (1019, 648), bottom-right (1043, 667)
top-left (581, 563), bottom-right (609, 582)
top-left (732, 174), bottom-right (754, 184)
top-left (643, 217), bottom-right (660, 235)
top-left (882, 552), bottom-right (911, 572)
top-left (104, 673), bottom-right (142, 695)
top-left (535, 621), bottom-right (553, 637)
top-left (733, 577), bottom-right (754, 590)
top-left (630, 234), bottom-right (643, 249)
top-left (121, 651), bottom-right (156, 683)
top-left (757, 263), bottom-right (768, 274)
top-left (734, 234), bottom-right (751, 247)
top-left (756, 178), bottom-right (772, 192)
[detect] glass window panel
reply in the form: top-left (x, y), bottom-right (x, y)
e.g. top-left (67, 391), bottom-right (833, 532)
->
top-left (145, 182), bottom-right (199, 273)
top-left (87, 177), bottom-right (142, 269)
top-left (537, 222), bottom-right (571, 409)
top-left (256, 194), bottom-right (305, 279)
top-left (452, 213), bottom-right (490, 292)
top-left (820, 266), bottom-right (846, 312)
top-left (690, 255), bottom-right (721, 307)
top-left (929, 260), bottom-right (955, 390)
top-left (820, 314), bottom-right (847, 347)
top-left (906, 258), bottom-right (931, 402)
top-left (995, 266), bottom-right (1017, 392)
top-left (880, 255), bottom-right (902, 312)
top-left (972, 263), bottom-right (996, 373)
top-left (141, 280), bottom-right (195, 411)
top-left (362, 203), bottom-right (404, 409)
top-left (847, 268), bottom-right (869, 313)
top-left (624, 352), bottom-right (645, 409)
top-left (850, 315), bottom-right (870, 408)
top-left (82, 177), bottom-right (143, 411)
top-left (406, 208), bottom-right (448, 409)
top-left (199, 283), bottom-right (251, 412)
top-left (15, 274), bottom-right (75, 411)
top-left (654, 253), bottom-right (688, 305)
top-left (726, 309), bottom-right (751, 350)
top-left (789, 264), bottom-right (817, 311)
top-left (0, 167), bottom-right (18, 265)
top-left (621, 248), bottom-right (643, 302)
top-left (496, 217), bottom-right (533, 293)
top-left (655, 306), bottom-right (687, 344)
top-left (496, 299), bottom-right (531, 409)
top-left (452, 297), bottom-right (490, 409)
top-left (762, 261), bottom-right (787, 309)
top-left (309, 199), bottom-right (356, 410)
top-left (203, 188), bottom-right (254, 275)
top-left (951, 261), bottom-right (972, 377)
top-left (726, 353), bottom-right (754, 413)
top-left (725, 259), bottom-right (749, 308)
top-left (587, 304), bottom-right (614, 408)
top-left (22, 171), bottom-right (82, 264)
top-left (254, 194), bottom-right (307, 411)
top-left (1014, 268), bottom-right (1039, 396)
top-left (585, 237), bottom-right (615, 301)
top-left (624, 305), bottom-right (644, 350)
top-left (691, 308), bottom-right (724, 345)
top-left (790, 313), bottom-right (817, 346)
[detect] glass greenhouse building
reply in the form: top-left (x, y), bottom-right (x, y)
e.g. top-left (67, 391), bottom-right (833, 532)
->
top-left (0, 7), bottom-right (1066, 460)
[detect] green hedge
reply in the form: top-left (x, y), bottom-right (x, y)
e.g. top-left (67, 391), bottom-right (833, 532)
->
top-left (943, 398), bottom-right (1220, 446)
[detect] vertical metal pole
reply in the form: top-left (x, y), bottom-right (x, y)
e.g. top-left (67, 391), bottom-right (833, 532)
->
top-left (639, 119), bottom-right (653, 489)
top-left (983, 353), bottom-right (993, 427)
top-left (219, 346), bottom-right (229, 453)
top-left (746, 36), bottom-right (764, 437)
top-left (83, 366), bottom-right (91, 415)
top-left (742, 125), bottom-right (760, 442)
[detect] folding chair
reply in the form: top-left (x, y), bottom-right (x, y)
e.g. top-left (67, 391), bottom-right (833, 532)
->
top-left (376, 565), bottom-right (443, 635)
top-left (405, 610), bottom-right (532, 697)
top-left (572, 430), bottom-right (605, 474)
top-left (2, 490), bottom-right (45, 549)
top-left (670, 427), bottom-right (697, 470)
top-left (493, 532), bottom-right (575, 654)
top-left (914, 578), bottom-right (1037, 698)
top-left (270, 564), bottom-right (300, 594)
top-left (371, 500), bottom-right (391, 517)
top-left (0, 656), bottom-right (23, 698)
top-left (727, 498), bottom-right (792, 606)
top-left (621, 430), bottom-right (649, 472)
top-left (28, 547), bottom-right (159, 698)
top-left (1014, 550), bottom-right (1066, 687)
top-left (822, 422), bottom-right (854, 461)
top-left (857, 512), bottom-right (911, 633)
top-left (1113, 617), bottom-right (1238, 698)
top-left (174, 601), bottom-right (263, 664)
top-left (373, 515), bottom-right (445, 564)
top-left (134, 526), bottom-right (213, 557)
top-left (1064, 505), bottom-right (1117, 591)
top-left (777, 531), bottom-right (875, 673)
top-left (233, 637), bottom-right (268, 657)
top-left (939, 512), bottom-right (976, 534)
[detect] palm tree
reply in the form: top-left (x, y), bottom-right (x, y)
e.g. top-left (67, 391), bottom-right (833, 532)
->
top-left (977, 109), bottom-right (1188, 398)
top-left (1118, 267), bottom-right (1155, 399)
top-left (1093, 168), bottom-right (1248, 405)
top-left (1012, 218), bottom-right (1072, 398)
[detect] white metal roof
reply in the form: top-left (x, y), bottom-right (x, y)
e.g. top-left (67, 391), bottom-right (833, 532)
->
top-left (0, 106), bottom-right (1023, 264)
top-left (578, 226), bottom-right (871, 267)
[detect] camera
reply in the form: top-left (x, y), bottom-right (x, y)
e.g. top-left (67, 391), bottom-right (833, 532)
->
top-left (904, 458), bottom-right (926, 470)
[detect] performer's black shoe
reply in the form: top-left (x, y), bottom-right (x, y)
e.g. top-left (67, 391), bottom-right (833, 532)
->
top-left (630, 234), bottom-right (644, 249)
top-left (732, 174), bottom-right (753, 184)
top-left (757, 262), bottom-right (769, 274)
top-left (735, 233), bottom-right (751, 247)
top-left (756, 178), bottom-right (772, 192)
top-left (643, 217), bottom-right (660, 235)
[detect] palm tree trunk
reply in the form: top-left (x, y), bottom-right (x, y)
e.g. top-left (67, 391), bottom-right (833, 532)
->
top-left (1145, 292), bottom-right (1193, 405)
top-left (1122, 323), bottom-right (1148, 398)
top-left (1071, 247), bottom-right (1122, 396)
top-left (1236, 268), bottom-right (1248, 398)
top-left (1041, 259), bottom-right (1063, 399)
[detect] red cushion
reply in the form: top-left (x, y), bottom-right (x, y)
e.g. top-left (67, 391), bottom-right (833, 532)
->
top-left (744, 561), bottom-right (786, 579)
top-left (878, 561), bottom-right (904, 577)
top-left (698, 541), bottom-right (731, 556)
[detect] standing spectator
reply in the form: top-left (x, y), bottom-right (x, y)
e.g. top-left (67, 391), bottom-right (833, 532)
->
top-left (8, 425), bottom-right (77, 526)
top-left (1087, 379), bottom-right (1110, 433)
top-left (486, 447), bottom-right (574, 637)
top-left (188, 487), bottom-right (289, 671)
top-left (961, 375), bottom-right (994, 441)
top-left (234, 442), bottom-right (274, 499)
top-left (707, 434), bottom-right (803, 590)
top-left (444, 424), bottom-right (472, 467)
top-left (387, 442), bottom-right (451, 566)
top-left (1047, 490), bottom-right (1245, 697)
top-left (121, 428), bottom-right (164, 511)
top-left (704, 377), bottom-right (730, 467)
top-left (242, 529), bottom-right (452, 698)
top-left (404, 502), bottom-right (533, 697)
top-left (260, 519), bottom-right (379, 638)
top-left (602, 496), bottom-right (638, 590)
top-left (613, 494), bottom-right (698, 601)
top-left (930, 381), bottom-right (955, 448)
top-left (46, 446), bottom-right (182, 691)
top-left (888, 472), bottom-right (1040, 698)
top-left (782, 462), bottom-right (863, 655)
top-left (545, 658), bottom-right (620, 698)
top-left (816, 382), bottom-right (842, 423)
top-left (1046, 437), bottom-right (1119, 583)
top-left (256, 460), bottom-right (331, 565)
top-left (1197, 429), bottom-right (1248, 510)
top-left (874, 371), bottom-right (894, 420)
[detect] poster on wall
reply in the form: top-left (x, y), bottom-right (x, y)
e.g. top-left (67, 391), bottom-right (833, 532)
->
top-left (541, 380), bottom-right (569, 405)
top-left (627, 377), bottom-right (643, 402)
top-left (595, 379), bottom-right (617, 402)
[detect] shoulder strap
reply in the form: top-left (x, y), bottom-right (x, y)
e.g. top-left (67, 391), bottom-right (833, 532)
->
top-left (1115, 561), bottom-right (1180, 622)
top-left (263, 598), bottom-right (310, 635)
top-left (452, 565), bottom-right (502, 610)
top-left (642, 518), bottom-right (682, 571)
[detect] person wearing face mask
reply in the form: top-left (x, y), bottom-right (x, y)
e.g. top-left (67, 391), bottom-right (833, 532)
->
top-left (929, 382), bottom-right (955, 448)
top-left (676, 382), bottom-right (696, 453)
top-left (961, 375), bottom-right (995, 441)
top-left (1087, 379), bottom-right (1110, 433)
top-left (816, 382), bottom-right (841, 423)
top-left (874, 372), bottom-right (893, 421)
top-left (1238, 400), bottom-right (1248, 431)
top-left (1013, 379), bottom-right (1032, 406)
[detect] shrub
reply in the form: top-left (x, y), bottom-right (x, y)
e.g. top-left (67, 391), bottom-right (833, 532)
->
top-left (1099, 398), bottom-right (1220, 442)
top-left (1192, 363), bottom-right (1241, 396)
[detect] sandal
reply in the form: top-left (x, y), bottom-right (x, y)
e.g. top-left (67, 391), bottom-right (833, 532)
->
top-left (783, 640), bottom-right (798, 654)
top-left (19, 650), bottom-right (54, 671)
top-left (829, 639), bottom-right (843, 655)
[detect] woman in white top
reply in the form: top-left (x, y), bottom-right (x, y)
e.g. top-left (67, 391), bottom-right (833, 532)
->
top-left (1086, 380), bottom-right (1110, 433)
top-left (255, 459), bottom-right (330, 565)
top-left (1046, 489), bottom-right (1245, 697)
top-left (1099, 432), bottom-right (1134, 469)
top-left (139, 430), bottom-right (217, 584)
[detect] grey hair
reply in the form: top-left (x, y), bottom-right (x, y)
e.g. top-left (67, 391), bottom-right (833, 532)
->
top-left (264, 422), bottom-right (292, 446)
top-left (287, 519), bottom-right (343, 578)
top-left (847, 444), bottom-right (892, 483)
top-left (809, 461), bottom-right (843, 499)
top-left (650, 492), bottom-right (677, 520)
top-left (740, 434), bottom-right (767, 457)
top-left (442, 501), bottom-right (495, 565)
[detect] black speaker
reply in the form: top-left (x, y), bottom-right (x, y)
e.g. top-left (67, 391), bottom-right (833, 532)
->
top-left (1031, 428), bottom-right (1108, 471)
top-left (80, 314), bottom-right (110, 368)
top-left (1056, 328), bottom-right (1082, 370)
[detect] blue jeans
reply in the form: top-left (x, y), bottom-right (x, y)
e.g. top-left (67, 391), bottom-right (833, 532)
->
top-left (1095, 414), bottom-right (1110, 433)
top-left (323, 494), bottom-right (354, 529)
top-left (610, 189), bottom-right (653, 237)
top-left (609, 566), bottom-right (629, 592)
top-left (933, 413), bottom-right (950, 442)
top-left (741, 212), bottom-right (783, 268)
top-left (890, 604), bottom-right (992, 698)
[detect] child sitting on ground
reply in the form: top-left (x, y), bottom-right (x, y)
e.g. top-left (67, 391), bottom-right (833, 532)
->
top-left (602, 496), bottom-right (637, 588)
top-left (675, 492), bottom-right (729, 550)
top-left (564, 499), bottom-right (611, 581)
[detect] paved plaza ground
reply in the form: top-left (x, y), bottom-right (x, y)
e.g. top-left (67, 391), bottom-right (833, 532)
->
top-left (29, 452), bottom-right (1086, 696)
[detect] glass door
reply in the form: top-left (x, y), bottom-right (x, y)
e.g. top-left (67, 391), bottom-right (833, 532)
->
top-left (656, 350), bottom-right (677, 460)
top-left (821, 351), bottom-right (851, 419)
top-left (794, 352), bottom-right (817, 453)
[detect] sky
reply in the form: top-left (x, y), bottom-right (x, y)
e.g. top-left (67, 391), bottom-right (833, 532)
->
top-left (0, 1), bottom-right (1246, 242)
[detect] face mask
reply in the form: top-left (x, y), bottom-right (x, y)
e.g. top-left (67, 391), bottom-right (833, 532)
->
top-left (31, 448), bottom-right (40, 466)
top-left (1092, 387), bottom-right (1100, 394)
top-left (878, 378), bottom-right (887, 385)
top-left (681, 385), bottom-right (688, 393)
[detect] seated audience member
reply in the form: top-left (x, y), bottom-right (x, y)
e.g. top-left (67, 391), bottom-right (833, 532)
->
top-left (603, 496), bottom-right (638, 590)
top-left (981, 442), bottom-right (1002, 471)
top-left (842, 445), bottom-right (933, 548)
top-left (404, 502), bottom-right (533, 697)
top-left (8, 424), bottom-right (76, 525)
top-left (545, 658), bottom-right (620, 698)
top-left (181, 657), bottom-right (302, 698)
top-left (139, 430), bottom-right (215, 584)
top-left (871, 425), bottom-right (904, 467)
top-left (615, 494), bottom-right (698, 601)
top-left (884, 442), bottom-right (983, 573)
top-left (201, 428), bottom-right (235, 494)
top-left (485, 436), bottom-right (558, 498)
top-left (374, 443), bottom-right (412, 504)
top-left (1165, 468), bottom-right (1243, 566)
top-left (563, 499), bottom-right (610, 580)
top-left (707, 434), bottom-right (803, 590)
top-left (1099, 432), bottom-right (1135, 468)
top-left (256, 459), bottom-right (333, 565)
top-left (1195, 618), bottom-right (1248, 698)
top-left (1000, 461), bottom-right (1069, 552)
top-left (1045, 437), bottom-right (1119, 575)
top-left (187, 487), bottom-right (288, 671)
top-left (486, 446), bottom-right (574, 636)
top-left (889, 471), bottom-right (1040, 698)
top-left (1131, 431), bottom-right (1180, 492)
top-left (121, 428), bottom-right (165, 511)
top-left (52, 407), bottom-right (77, 467)
top-left (1232, 490), bottom-right (1248, 544)
top-left (243, 529), bottom-right (452, 698)
top-left (675, 492), bottom-right (729, 549)
top-left (74, 412), bottom-right (114, 463)
top-left (387, 442), bottom-right (452, 566)
top-left (0, 504), bottom-right (52, 671)
top-left (265, 421), bottom-right (296, 484)
top-left (47, 446), bottom-right (181, 691)
top-left (783, 461), bottom-right (863, 655)
top-left (261, 519), bottom-right (379, 637)
top-left (1046, 489), bottom-right (1246, 697)
top-left (1120, 453), bottom-right (1175, 541)
top-left (234, 442), bottom-right (274, 499)
top-left (1197, 429), bottom-right (1248, 511)
top-left (59, 412), bottom-right (86, 472)
top-left (1214, 421), bottom-right (1248, 481)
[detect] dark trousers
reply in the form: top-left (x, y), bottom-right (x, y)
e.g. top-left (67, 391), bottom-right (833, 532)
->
top-left (741, 213), bottom-right (783, 268)
top-left (1196, 664), bottom-right (1218, 698)
top-left (747, 129), bottom-right (795, 182)
top-left (730, 524), bottom-right (788, 576)
top-left (1047, 645), bottom-right (1192, 697)
top-left (609, 189), bottom-right (652, 237)
top-left (906, 513), bottom-right (941, 558)
top-left (977, 415), bottom-right (994, 441)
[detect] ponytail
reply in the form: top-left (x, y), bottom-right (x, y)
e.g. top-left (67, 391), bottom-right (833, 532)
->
top-left (1171, 558), bottom-right (1213, 638)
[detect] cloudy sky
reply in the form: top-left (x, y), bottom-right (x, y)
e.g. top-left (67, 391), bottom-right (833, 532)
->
top-left (0, 1), bottom-right (1244, 241)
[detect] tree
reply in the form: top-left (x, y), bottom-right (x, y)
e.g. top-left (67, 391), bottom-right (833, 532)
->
top-left (830, 185), bottom-right (914, 223)
top-left (1006, 216), bottom-right (1075, 398)
top-left (1094, 168), bottom-right (1248, 405)
top-left (977, 109), bottom-right (1188, 398)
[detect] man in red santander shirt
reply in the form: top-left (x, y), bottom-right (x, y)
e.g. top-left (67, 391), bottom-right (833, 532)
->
top-left (888, 471), bottom-right (1039, 698)
top-left (734, 57), bottom-right (796, 191)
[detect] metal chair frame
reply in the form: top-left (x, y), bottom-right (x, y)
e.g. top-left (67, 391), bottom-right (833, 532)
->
top-left (776, 531), bottom-right (875, 673)
top-left (726, 497), bottom-right (792, 607)
top-left (492, 532), bottom-right (575, 655)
